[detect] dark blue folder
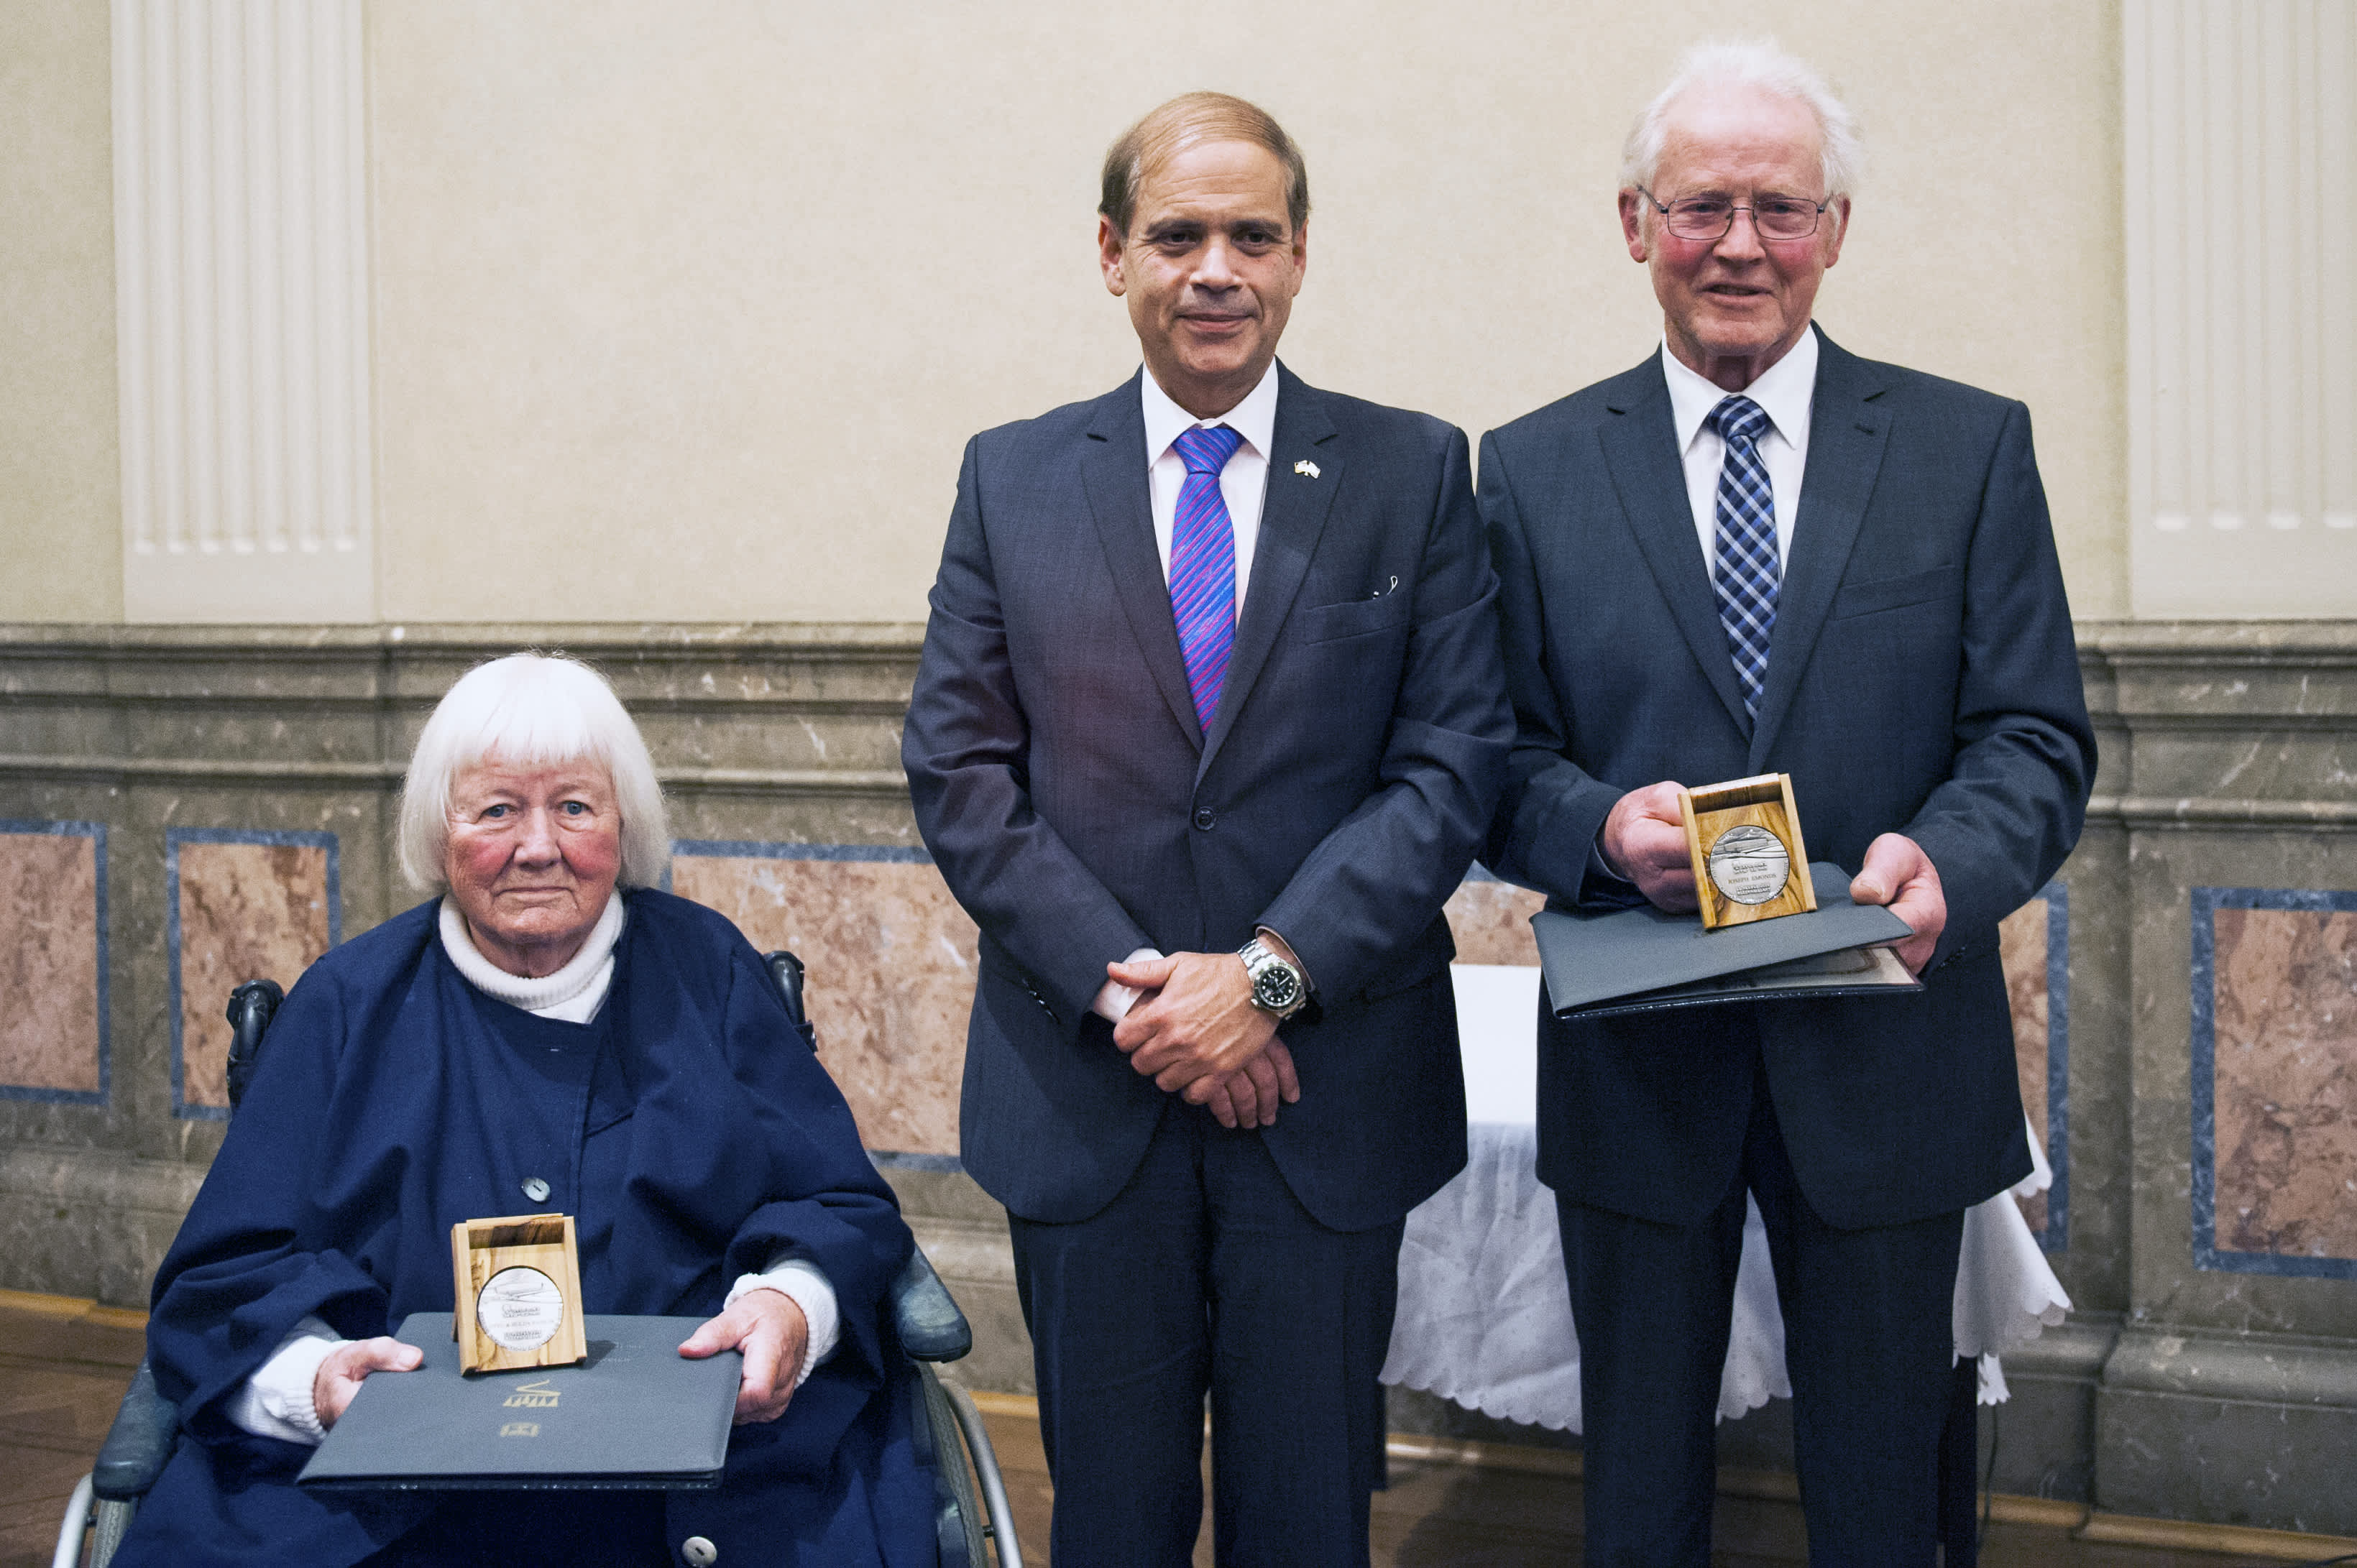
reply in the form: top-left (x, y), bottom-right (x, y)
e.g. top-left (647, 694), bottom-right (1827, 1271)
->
top-left (298, 1313), bottom-right (738, 1491)
top-left (1533, 862), bottom-right (1919, 1018)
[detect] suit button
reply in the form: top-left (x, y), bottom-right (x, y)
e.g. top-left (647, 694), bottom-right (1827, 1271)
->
top-left (521, 1177), bottom-right (550, 1204)
top-left (1193, 808), bottom-right (1216, 831)
top-left (681, 1536), bottom-right (719, 1567)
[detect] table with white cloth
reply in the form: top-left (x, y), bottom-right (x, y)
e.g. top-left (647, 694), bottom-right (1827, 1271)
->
top-left (1379, 966), bottom-right (2069, 1434)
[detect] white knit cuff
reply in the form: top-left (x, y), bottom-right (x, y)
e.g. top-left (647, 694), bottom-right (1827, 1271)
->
top-left (725, 1257), bottom-right (839, 1388)
top-left (225, 1316), bottom-right (341, 1446)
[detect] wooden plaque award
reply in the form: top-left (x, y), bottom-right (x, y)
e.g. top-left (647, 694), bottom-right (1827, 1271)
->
top-left (1678, 773), bottom-right (1818, 931)
top-left (450, 1214), bottom-right (588, 1374)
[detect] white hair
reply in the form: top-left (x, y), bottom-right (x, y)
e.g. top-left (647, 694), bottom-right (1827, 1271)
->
top-left (397, 652), bottom-right (671, 894)
top-left (1620, 39), bottom-right (1863, 201)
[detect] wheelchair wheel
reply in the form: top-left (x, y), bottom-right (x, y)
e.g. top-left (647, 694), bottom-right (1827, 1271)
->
top-left (919, 1365), bottom-right (993, 1567)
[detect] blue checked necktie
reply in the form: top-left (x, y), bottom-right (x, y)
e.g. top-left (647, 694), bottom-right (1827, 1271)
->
top-left (1708, 395), bottom-right (1779, 723)
top-left (1169, 424), bottom-right (1244, 729)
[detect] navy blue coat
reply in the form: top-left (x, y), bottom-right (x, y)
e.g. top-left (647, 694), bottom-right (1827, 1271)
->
top-left (115, 890), bottom-right (932, 1567)
top-left (902, 365), bottom-right (1514, 1232)
top-left (1482, 330), bottom-right (2096, 1231)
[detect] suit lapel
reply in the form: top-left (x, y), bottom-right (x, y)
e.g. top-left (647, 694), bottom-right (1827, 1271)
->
top-left (1081, 374), bottom-right (1203, 748)
top-left (1747, 330), bottom-right (1892, 767)
top-left (1597, 360), bottom-right (1754, 734)
top-left (1197, 364), bottom-right (1342, 780)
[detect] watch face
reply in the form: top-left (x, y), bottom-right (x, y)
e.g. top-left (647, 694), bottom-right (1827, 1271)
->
top-left (1252, 963), bottom-right (1301, 1012)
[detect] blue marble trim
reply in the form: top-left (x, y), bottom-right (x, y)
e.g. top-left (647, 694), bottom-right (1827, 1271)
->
top-left (2190, 885), bottom-right (2357, 1280)
top-left (868, 1150), bottom-right (965, 1174)
top-left (0, 821), bottom-right (109, 1106)
top-left (671, 839), bottom-right (932, 864)
top-left (2039, 882), bottom-right (2070, 1253)
top-left (165, 827), bottom-right (341, 1122)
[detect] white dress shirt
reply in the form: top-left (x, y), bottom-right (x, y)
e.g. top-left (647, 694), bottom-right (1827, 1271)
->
top-left (226, 895), bottom-right (840, 1445)
top-left (1660, 324), bottom-right (1819, 573)
top-left (1088, 364), bottom-right (1285, 1024)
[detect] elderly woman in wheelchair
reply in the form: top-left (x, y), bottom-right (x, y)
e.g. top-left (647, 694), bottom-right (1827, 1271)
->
top-left (106, 653), bottom-right (942, 1568)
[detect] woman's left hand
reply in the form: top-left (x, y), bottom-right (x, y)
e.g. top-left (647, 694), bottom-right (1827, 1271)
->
top-left (679, 1288), bottom-right (810, 1425)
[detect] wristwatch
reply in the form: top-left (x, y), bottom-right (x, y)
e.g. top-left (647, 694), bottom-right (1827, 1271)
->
top-left (1239, 936), bottom-right (1308, 1020)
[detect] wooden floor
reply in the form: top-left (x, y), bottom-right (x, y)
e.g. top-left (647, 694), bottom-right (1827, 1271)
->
top-left (963, 1390), bottom-right (2333, 1567)
top-left (2, 1291), bottom-right (2340, 1568)
top-left (0, 1292), bottom-right (150, 1568)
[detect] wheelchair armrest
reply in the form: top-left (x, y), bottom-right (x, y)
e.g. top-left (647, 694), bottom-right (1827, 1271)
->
top-left (890, 1248), bottom-right (973, 1363)
top-left (91, 1360), bottom-right (178, 1502)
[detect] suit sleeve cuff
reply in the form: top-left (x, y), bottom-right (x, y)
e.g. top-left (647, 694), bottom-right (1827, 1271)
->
top-left (1580, 836), bottom-right (1645, 906)
top-left (728, 1257), bottom-right (840, 1388)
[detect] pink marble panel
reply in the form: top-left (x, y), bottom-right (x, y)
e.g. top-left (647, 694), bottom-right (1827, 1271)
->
top-left (2211, 907), bottom-right (2357, 1261)
top-left (1446, 880), bottom-right (1545, 968)
top-left (177, 842), bottom-right (334, 1110)
top-left (0, 832), bottom-right (101, 1093)
top-left (1998, 898), bottom-right (2053, 1232)
top-left (671, 856), bottom-right (975, 1158)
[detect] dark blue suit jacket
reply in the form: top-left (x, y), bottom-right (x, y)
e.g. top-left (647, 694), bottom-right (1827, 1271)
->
top-left (1481, 329), bottom-right (2096, 1231)
top-left (903, 365), bottom-right (1512, 1232)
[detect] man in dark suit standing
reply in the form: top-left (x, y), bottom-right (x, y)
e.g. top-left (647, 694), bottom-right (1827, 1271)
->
top-left (1481, 43), bottom-right (2095, 1567)
top-left (903, 93), bottom-right (1510, 1567)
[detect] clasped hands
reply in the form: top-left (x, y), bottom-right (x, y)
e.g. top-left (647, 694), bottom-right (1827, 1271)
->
top-left (311, 1289), bottom-right (810, 1431)
top-left (1109, 951), bottom-right (1302, 1129)
top-left (1599, 780), bottom-right (1947, 973)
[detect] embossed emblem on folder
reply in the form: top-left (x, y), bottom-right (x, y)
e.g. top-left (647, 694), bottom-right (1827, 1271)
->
top-left (502, 1379), bottom-right (561, 1409)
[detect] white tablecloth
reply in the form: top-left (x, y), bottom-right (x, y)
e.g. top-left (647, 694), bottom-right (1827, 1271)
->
top-left (1379, 966), bottom-right (2069, 1433)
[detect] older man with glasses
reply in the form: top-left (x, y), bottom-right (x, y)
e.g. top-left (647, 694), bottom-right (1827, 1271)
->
top-left (1479, 41), bottom-right (2095, 1567)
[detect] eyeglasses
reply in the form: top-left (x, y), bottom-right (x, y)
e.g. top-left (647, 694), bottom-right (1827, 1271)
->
top-left (1635, 185), bottom-right (1832, 242)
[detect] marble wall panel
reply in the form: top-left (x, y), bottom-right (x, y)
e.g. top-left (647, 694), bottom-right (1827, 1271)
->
top-left (2000, 885), bottom-right (2070, 1245)
top-left (1445, 875), bottom-right (1545, 967)
top-left (2193, 889), bottom-right (2357, 1279)
top-left (670, 844), bottom-right (974, 1159)
top-left (167, 831), bottom-right (339, 1117)
top-left (0, 823), bottom-right (106, 1102)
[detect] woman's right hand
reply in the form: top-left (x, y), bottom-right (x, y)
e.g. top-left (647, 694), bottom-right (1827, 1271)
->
top-left (313, 1337), bottom-right (424, 1429)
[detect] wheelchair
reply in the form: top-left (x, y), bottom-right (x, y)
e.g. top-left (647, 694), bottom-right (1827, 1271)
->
top-left (55, 954), bottom-right (1021, 1568)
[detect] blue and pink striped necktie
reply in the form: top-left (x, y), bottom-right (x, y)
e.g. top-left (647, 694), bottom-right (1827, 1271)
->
top-left (1169, 424), bottom-right (1244, 730)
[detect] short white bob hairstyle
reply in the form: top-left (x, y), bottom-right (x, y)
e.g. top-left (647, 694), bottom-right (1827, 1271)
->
top-left (396, 652), bottom-right (671, 895)
top-left (1620, 39), bottom-right (1863, 203)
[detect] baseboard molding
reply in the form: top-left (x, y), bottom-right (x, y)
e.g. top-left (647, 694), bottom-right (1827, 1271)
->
top-left (2077, 1511), bottom-right (2357, 1561)
top-left (0, 1286), bottom-right (147, 1329)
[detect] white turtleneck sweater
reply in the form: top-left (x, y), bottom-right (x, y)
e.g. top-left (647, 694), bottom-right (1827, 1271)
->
top-left (226, 894), bottom-right (840, 1444)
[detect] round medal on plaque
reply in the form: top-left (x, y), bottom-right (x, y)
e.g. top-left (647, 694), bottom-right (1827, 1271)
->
top-left (1705, 824), bottom-right (1792, 906)
top-left (1676, 773), bottom-right (1818, 930)
top-left (477, 1265), bottom-right (566, 1351)
top-left (451, 1214), bottom-right (589, 1372)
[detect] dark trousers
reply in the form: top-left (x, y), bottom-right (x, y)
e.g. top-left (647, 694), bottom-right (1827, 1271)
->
top-left (1006, 1102), bottom-right (1405, 1568)
top-left (1558, 1048), bottom-right (1965, 1568)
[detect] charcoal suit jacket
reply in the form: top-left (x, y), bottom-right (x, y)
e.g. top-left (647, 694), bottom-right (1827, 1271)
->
top-left (903, 364), bottom-right (1512, 1232)
top-left (1481, 327), bottom-right (2096, 1231)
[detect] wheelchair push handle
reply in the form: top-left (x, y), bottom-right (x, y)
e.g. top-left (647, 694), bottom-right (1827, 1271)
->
top-left (224, 979), bottom-right (284, 1113)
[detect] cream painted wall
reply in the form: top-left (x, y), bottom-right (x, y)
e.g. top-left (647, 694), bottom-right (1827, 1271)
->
top-left (368, 1), bottom-right (2128, 624)
top-left (0, 0), bottom-right (121, 622)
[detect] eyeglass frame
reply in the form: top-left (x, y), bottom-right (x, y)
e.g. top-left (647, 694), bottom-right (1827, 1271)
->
top-left (1632, 184), bottom-right (1835, 243)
